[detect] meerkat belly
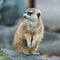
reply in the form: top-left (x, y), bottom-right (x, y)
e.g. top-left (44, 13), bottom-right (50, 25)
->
top-left (26, 23), bottom-right (41, 49)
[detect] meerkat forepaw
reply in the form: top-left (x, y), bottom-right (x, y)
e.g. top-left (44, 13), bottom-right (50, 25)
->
top-left (32, 41), bottom-right (35, 47)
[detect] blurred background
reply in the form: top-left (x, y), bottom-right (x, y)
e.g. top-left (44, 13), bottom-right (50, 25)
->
top-left (0, 0), bottom-right (60, 57)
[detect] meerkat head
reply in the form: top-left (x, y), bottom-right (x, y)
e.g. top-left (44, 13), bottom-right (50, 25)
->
top-left (23, 8), bottom-right (41, 22)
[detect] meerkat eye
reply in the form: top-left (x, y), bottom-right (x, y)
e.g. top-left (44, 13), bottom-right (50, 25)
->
top-left (27, 12), bottom-right (33, 15)
top-left (37, 13), bottom-right (40, 18)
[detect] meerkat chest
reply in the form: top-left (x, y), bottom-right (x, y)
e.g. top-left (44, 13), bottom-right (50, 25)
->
top-left (27, 26), bottom-right (37, 32)
top-left (27, 24), bottom-right (40, 33)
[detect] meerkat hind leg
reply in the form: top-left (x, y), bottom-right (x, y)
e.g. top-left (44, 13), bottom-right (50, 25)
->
top-left (29, 47), bottom-right (40, 55)
top-left (17, 46), bottom-right (30, 55)
top-left (30, 50), bottom-right (40, 55)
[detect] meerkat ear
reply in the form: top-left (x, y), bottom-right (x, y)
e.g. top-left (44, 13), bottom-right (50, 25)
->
top-left (37, 13), bottom-right (40, 18)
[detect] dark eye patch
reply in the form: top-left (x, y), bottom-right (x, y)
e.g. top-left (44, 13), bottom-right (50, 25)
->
top-left (27, 12), bottom-right (33, 15)
top-left (37, 13), bottom-right (40, 18)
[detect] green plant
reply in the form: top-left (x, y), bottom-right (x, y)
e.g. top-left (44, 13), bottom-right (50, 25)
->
top-left (0, 50), bottom-right (11, 60)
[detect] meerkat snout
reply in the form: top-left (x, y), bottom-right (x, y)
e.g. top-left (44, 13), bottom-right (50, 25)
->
top-left (23, 15), bottom-right (26, 18)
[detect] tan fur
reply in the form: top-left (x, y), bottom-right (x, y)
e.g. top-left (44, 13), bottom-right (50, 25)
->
top-left (13, 8), bottom-right (44, 55)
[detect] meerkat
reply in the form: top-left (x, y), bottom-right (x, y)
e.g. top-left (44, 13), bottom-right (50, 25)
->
top-left (13, 8), bottom-right (44, 55)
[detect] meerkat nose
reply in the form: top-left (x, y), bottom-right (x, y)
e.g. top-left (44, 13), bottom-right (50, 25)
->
top-left (23, 16), bottom-right (26, 18)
